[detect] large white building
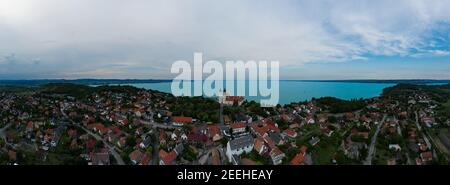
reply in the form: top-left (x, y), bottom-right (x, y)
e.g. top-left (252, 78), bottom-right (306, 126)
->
top-left (218, 89), bottom-right (244, 106)
top-left (226, 135), bottom-right (254, 163)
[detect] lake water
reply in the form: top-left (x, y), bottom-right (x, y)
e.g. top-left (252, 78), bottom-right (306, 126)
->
top-left (120, 81), bottom-right (396, 105)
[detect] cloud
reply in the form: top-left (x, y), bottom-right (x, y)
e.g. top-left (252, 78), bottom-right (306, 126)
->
top-left (0, 0), bottom-right (449, 79)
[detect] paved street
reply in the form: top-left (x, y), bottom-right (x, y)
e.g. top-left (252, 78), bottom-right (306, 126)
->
top-left (78, 126), bottom-right (125, 165)
top-left (61, 106), bottom-right (125, 165)
top-left (0, 123), bottom-right (12, 140)
top-left (364, 114), bottom-right (387, 165)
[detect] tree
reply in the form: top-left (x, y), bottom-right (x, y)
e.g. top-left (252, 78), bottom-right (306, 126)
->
top-left (126, 136), bottom-right (136, 147)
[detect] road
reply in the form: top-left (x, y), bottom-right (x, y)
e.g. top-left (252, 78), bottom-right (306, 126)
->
top-left (414, 111), bottom-right (449, 160)
top-left (0, 123), bottom-right (12, 140)
top-left (414, 111), bottom-right (422, 131)
top-left (61, 106), bottom-right (125, 165)
top-left (78, 126), bottom-right (125, 165)
top-left (363, 114), bottom-right (387, 165)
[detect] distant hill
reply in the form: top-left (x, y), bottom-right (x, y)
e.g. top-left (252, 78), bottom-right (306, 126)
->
top-left (1, 79), bottom-right (449, 87)
top-left (299, 79), bottom-right (450, 84)
top-left (0, 79), bottom-right (171, 86)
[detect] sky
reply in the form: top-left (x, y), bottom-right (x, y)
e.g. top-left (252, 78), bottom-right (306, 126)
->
top-left (0, 0), bottom-right (450, 80)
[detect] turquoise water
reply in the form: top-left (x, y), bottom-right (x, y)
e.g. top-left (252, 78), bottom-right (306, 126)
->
top-left (121, 81), bottom-right (396, 105)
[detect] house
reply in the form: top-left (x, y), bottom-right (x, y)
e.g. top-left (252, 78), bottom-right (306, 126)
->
top-left (139, 137), bottom-right (152, 149)
top-left (289, 123), bottom-right (300, 129)
top-left (268, 132), bottom-right (284, 146)
top-left (250, 123), bottom-right (269, 137)
top-left (139, 153), bottom-right (151, 165)
top-left (174, 143), bottom-right (185, 155)
top-left (135, 127), bottom-right (144, 136)
top-left (159, 130), bottom-right (167, 145)
top-left (117, 137), bottom-right (127, 148)
top-left (280, 114), bottom-right (290, 121)
top-left (420, 151), bottom-right (433, 162)
top-left (172, 116), bottom-right (193, 126)
top-left (226, 135), bottom-right (254, 163)
top-left (26, 121), bottom-right (33, 132)
top-left (8, 150), bottom-right (17, 162)
top-left (306, 116), bottom-right (315, 124)
top-left (421, 117), bottom-right (436, 128)
top-left (89, 123), bottom-right (108, 135)
top-left (290, 146), bottom-right (308, 165)
top-left (224, 96), bottom-right (244, 106)
top-left (386, 159), bottom-right (396, 165)
top-left (208, 149), bottom-right (221, 165)
top-left (309, 137), bottom-right (320, 146)
top-left (230, 122), bottom-right (247, 135)
top-left (159, 149), bottom-right (177, 165)
top-left (269, 147), bottom-right (285, 165)
top-left (188, 132), bottom-right (208, 145)
top-left (129, 149), bottom-right (144, 164)
top-left (254, 137), bottom-right (268, 155)
top-left (389, 144), bottom-right (402, 151)
top-left (89, 152), bottom-right (110, 165)
top-left (218, 90), bottom-right (244, 106)
top-left (207, 124), bottom-right (222, 142)
top-left (117, 118), bottom-right (129, 126)
top-left (283, 129), bottom-right (297, 139)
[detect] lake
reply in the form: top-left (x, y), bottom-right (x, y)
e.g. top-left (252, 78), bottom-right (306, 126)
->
top-left (119, 81), bottom-right (396, 105)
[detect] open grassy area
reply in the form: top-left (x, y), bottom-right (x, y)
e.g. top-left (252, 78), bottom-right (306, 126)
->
top-left (312, 144), bottom-right (336, 164)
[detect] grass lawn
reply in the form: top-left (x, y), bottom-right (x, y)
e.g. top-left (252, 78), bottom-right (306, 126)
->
top-left (439, 100), bottom-right (450, 117)
top-left (312, 142), bottom-right (337, 164)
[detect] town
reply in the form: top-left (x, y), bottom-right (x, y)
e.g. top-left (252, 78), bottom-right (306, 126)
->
top-left (0, 83), bottom-right (449, 165)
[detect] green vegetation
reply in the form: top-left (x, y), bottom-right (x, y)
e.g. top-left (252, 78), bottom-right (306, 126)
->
top-left (241, 150), bottom-right (268, 165)
top-left (182, 145), bottom-right (198, 162)
top-left (168, 96), bottom-right (220, 122)
top-left (315, 97), bottom-right (366, 113)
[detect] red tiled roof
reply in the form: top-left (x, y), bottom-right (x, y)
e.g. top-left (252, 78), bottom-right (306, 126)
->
top-left (291, 145), bottom-right (308, 165)
top-left (86, 138), bottom-right (97, 150)
top-left (263, 135), bottom-right (276, 149)
top-left (251, 123), bottom-right (269, 136)
top-left (230, 122), bottom-right (246, 129)
top-left (159, 130), bottom-right (166, 141)
top-left (129, 150), bottom-right (144, 163)
top-left (241, 158), bottom-right (258, 165)
top-left (26, 121), bottom-right (33, 129)
top-left (188, 133), bottom-right (208, 143)
top-left (159, 149), bottom-right (177, 165)
top-left (300, 145), bottom-right (308, 154)
top-left (225, 96), bottom-right (244, 102)
top-left (207, 125), bottom-right (220, 137)
top-left (211, 149), bottom-right (221, 165)
top-left (173, 116), bottom-right (193, 123)
top-left (139, 154), bottom-right (151, 165)
top-left (281, 114), bottom-right (289, 121)
top-left (283, 129), bottom-right (296, 137)
top-left (290, 153), bottom-right (305, 165)
top-left (420, 151), bottom-right (432, 161)
top-left (67, 129), bottom-right (77, 137)
top-left (254, 137), bottom-right (265, 153)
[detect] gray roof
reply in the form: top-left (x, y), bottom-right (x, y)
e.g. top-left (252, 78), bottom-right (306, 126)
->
top-left (268, 132), bottom-right (282, 144)
top-left (174, 143), bottom-right (184, 155)
top-left (229, 135), bottom-right (254, 150)
top-left (309, 137), bottom-right (320, 146)
top-left (142, 137), bottom-right (152, 146)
